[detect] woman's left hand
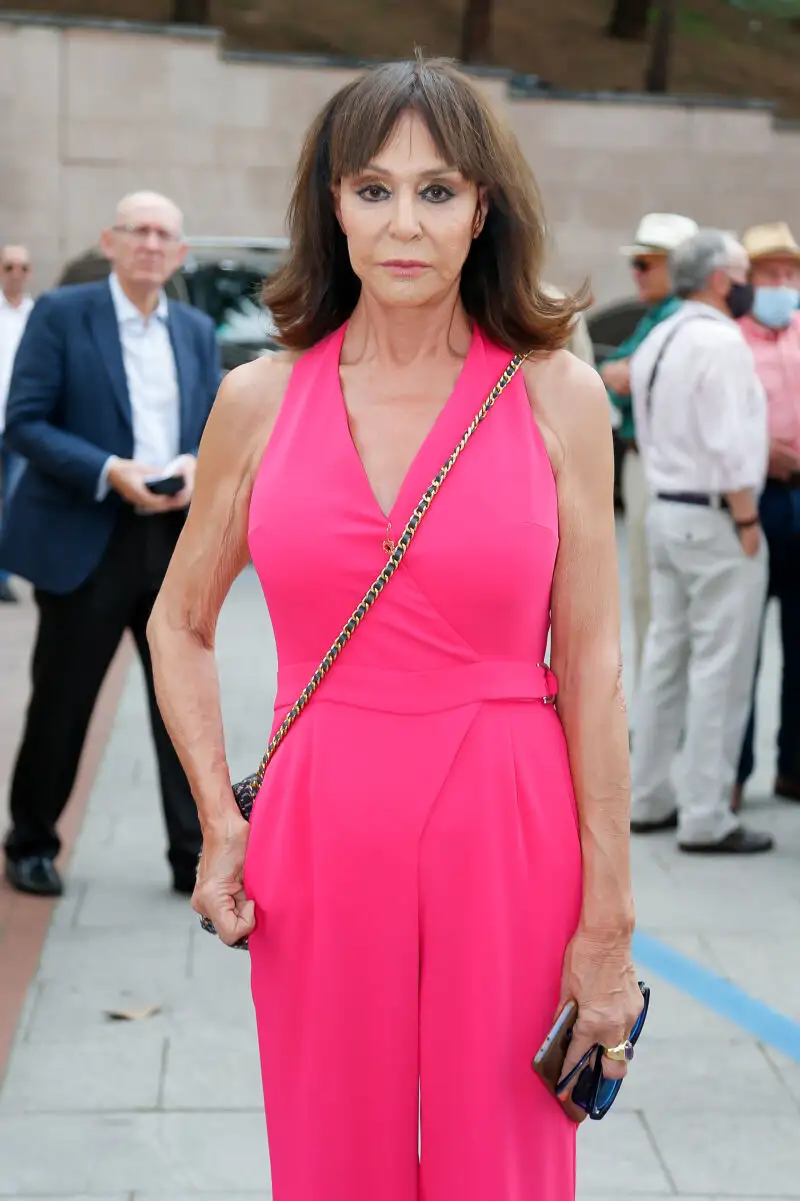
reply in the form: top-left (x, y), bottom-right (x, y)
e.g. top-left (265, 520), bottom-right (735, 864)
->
top-left (555, 923), bottom-right (642, 1123)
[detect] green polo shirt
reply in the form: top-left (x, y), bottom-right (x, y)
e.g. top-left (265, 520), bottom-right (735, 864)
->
top-left (604, 296), bottom-right (683, 442)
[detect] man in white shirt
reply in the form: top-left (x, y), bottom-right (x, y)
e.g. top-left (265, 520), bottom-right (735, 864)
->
top-left (628, 230), bottom-right (773, 854)
top-left (0, 244), bottom-right (34, 602)
top-left (0, 193), bottom-right (221, 898)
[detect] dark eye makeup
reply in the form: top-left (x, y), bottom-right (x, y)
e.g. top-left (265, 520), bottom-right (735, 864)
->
top-left (354, 180), bottom-right (458, 204)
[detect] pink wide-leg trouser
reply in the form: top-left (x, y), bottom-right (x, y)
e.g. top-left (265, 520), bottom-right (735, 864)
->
top-left (245, 695), bottom-right (582, 1201)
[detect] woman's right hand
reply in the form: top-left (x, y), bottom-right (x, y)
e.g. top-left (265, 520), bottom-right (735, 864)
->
top-left (192, 817), bottom-right (256, 947)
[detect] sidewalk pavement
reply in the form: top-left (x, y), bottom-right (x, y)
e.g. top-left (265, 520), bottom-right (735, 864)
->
top-left (0, 533), bottom-right (799, 1201)
top-left (0, 582), bottom-right (131, 1078)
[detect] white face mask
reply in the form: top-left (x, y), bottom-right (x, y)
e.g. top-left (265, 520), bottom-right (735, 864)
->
top-left (752, 285), bottom-right (800, 330)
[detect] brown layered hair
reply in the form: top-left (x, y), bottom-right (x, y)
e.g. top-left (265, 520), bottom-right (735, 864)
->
top-left (264, 57), bottom-right (589, 355)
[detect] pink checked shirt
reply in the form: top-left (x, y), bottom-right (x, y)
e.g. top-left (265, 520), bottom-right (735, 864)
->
top-left (739, 312), bottom-right (800, 457)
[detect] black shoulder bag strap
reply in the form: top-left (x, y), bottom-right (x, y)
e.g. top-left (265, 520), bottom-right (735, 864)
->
top-left (645, 313), bottom-right (722, 418)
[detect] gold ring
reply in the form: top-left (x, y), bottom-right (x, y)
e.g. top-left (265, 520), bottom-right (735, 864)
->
top-left (604, 1040), bottom-right (634, 1062)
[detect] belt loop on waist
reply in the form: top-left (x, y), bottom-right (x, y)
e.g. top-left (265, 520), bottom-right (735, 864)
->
top-left (537, 663), bottom-right (558, 705)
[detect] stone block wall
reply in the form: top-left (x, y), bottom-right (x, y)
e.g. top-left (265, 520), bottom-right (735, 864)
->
top-left (1, 15), bottom-right (798, 305)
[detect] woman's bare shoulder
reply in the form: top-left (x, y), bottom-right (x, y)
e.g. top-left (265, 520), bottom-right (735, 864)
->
top-left (522, 349), bottom-right (612, 476)
top-left (200, 350), bottom-right (300, 477)
top-left (214, 351), bottom-right (298, 433)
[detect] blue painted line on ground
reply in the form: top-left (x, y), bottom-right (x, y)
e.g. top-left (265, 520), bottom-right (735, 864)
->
top-left (633, 930), bottom-right (800, 1063)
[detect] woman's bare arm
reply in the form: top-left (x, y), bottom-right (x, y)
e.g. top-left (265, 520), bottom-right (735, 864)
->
top-left (525, 351), bottom-right (639, 1113)
top-left (147, 354), bottom-right (294, 839)
top-left (526, 351), bottom-right (632, 933)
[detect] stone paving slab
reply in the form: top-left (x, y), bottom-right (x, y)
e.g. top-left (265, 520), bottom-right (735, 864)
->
top-left (162, 1031), bottom-right (265, 1111)
top-left (764, 1046), bottom-right (800, 1105)
top-left (576, 1114), bottom-right (672, 1194)
top-left (628, 975), bottom-right (743, 1041)
top-left (0, 1111), bottom-right (271, 1194)
top-left (19, 966), bottom-right (255, 1045)
top-left (0, 1027), bottom-right (165, 1112)
top-left (615, 1038), bottom-right (794, 1114)
top-left (648, 1111), bottom-right (800, 1196)
top-left (700, 934), bottom-right (800, 1019)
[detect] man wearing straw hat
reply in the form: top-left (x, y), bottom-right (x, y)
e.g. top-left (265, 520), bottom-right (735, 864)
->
top-left (734, 221), bottom-right (800, 811)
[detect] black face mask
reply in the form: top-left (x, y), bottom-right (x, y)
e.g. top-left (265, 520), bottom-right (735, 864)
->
top-left (726, 281), bottom-right (754, 320)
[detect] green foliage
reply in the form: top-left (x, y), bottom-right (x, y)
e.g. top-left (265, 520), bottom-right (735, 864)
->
top-left (728, 0), bottom-right (800, 18)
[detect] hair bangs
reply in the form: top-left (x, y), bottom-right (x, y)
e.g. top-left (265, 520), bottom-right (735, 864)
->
top-left (329, 60), bottom-right (489, 185)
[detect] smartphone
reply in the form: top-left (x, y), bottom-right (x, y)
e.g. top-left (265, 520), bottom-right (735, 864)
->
top-left (531, 999), bottom-right (578, 1095)
top-left (145, 473), bottom-right (185, 497)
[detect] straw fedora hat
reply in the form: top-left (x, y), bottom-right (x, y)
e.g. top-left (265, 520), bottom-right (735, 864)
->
top-left (741, 221), bottom-right (800, 263)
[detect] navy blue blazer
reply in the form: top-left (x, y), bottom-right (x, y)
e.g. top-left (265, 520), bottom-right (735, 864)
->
top-left (0, 279), bottom-right (222, 595)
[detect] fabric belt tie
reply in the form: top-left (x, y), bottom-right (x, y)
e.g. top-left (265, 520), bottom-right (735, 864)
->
top-left (275, 659), bottom-right (558, 716)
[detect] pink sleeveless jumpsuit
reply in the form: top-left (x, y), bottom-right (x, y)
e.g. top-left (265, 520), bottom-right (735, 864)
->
top-left (244, 323), bottom-right (583, 1201)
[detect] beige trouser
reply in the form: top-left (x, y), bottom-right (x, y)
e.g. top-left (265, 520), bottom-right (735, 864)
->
top-left (621, 449), bottom-right (651, 678)
top-left (630, 500), bottom-right (767, 845)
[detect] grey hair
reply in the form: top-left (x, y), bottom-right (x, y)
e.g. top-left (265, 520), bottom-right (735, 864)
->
top-left (669, 229), bottom-right (739, 298)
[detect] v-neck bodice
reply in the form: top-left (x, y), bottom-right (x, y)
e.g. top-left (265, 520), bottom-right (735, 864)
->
top-left (248, 323), bottom-right (558, 693)
top-left (334, 322), bottom-right (481, 526)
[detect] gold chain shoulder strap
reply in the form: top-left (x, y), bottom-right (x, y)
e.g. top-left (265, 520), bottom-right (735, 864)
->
top-left (252, 352), bottom-right (526, 790)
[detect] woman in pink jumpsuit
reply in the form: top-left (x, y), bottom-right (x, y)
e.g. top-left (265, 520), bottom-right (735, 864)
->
top-left (149, 57), bottom-right (641, 1201)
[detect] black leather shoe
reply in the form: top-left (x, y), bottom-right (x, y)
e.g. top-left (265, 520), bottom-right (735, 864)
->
top-left (5, 855), bottom-right (64, 896)
top-left (775, 776), bottom-right (800, 802)
top-left (0, 580), bottom-right (18, 603)
top-left (631, 811), bottom-right (679, 834)
top-left (172, 866), bottom-right (197, 897)
top-left (679, 826), bottom-right (774, 855)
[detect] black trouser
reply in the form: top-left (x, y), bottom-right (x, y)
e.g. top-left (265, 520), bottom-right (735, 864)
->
top-left (737, 480), bottom-right (800, 788)
top-left (4, 510), bottom-right (201, 872)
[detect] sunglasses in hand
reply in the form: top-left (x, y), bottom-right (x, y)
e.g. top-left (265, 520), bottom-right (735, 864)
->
top-left (532, 981), bottom-right (650, 1121)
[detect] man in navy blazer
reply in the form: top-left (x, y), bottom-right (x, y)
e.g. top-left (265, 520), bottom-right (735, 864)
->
top-left (1, 191), bottom-right (222, 898)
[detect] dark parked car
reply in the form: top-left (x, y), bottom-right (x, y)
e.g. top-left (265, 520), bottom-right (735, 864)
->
top-left (587, 298), bottom-right (647, 365)
top-left (586, 298), bottom-right (647, 511)
top-left (58, 237), bottom-right (289, 372)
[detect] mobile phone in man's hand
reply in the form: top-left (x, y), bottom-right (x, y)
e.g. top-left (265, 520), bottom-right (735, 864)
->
top-left (145, 472), bottom-right (185, 497)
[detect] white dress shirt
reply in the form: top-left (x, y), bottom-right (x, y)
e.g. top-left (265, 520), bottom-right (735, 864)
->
top-left (99, 274), bottom-right (181, 499)
top-left (0, 293), bottom-right (34, 433)
top-left (630, 301), bottom-right (768, 496)
top-left (109, 272), bottom-right (180, 467)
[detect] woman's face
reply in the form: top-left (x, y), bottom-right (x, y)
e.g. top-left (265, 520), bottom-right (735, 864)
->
top-left (334, 110), bottom-right (486, 309)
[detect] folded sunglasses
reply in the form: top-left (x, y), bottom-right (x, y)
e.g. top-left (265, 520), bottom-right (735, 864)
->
top-left (533, 981), bottom-right (650, 1121)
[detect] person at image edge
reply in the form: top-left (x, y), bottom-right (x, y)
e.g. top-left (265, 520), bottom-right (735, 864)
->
top-left (0, 192), bottom-right (221, 899)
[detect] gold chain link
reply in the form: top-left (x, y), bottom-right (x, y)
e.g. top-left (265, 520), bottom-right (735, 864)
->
top-left (252, 353), bottom-right (526, 789)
